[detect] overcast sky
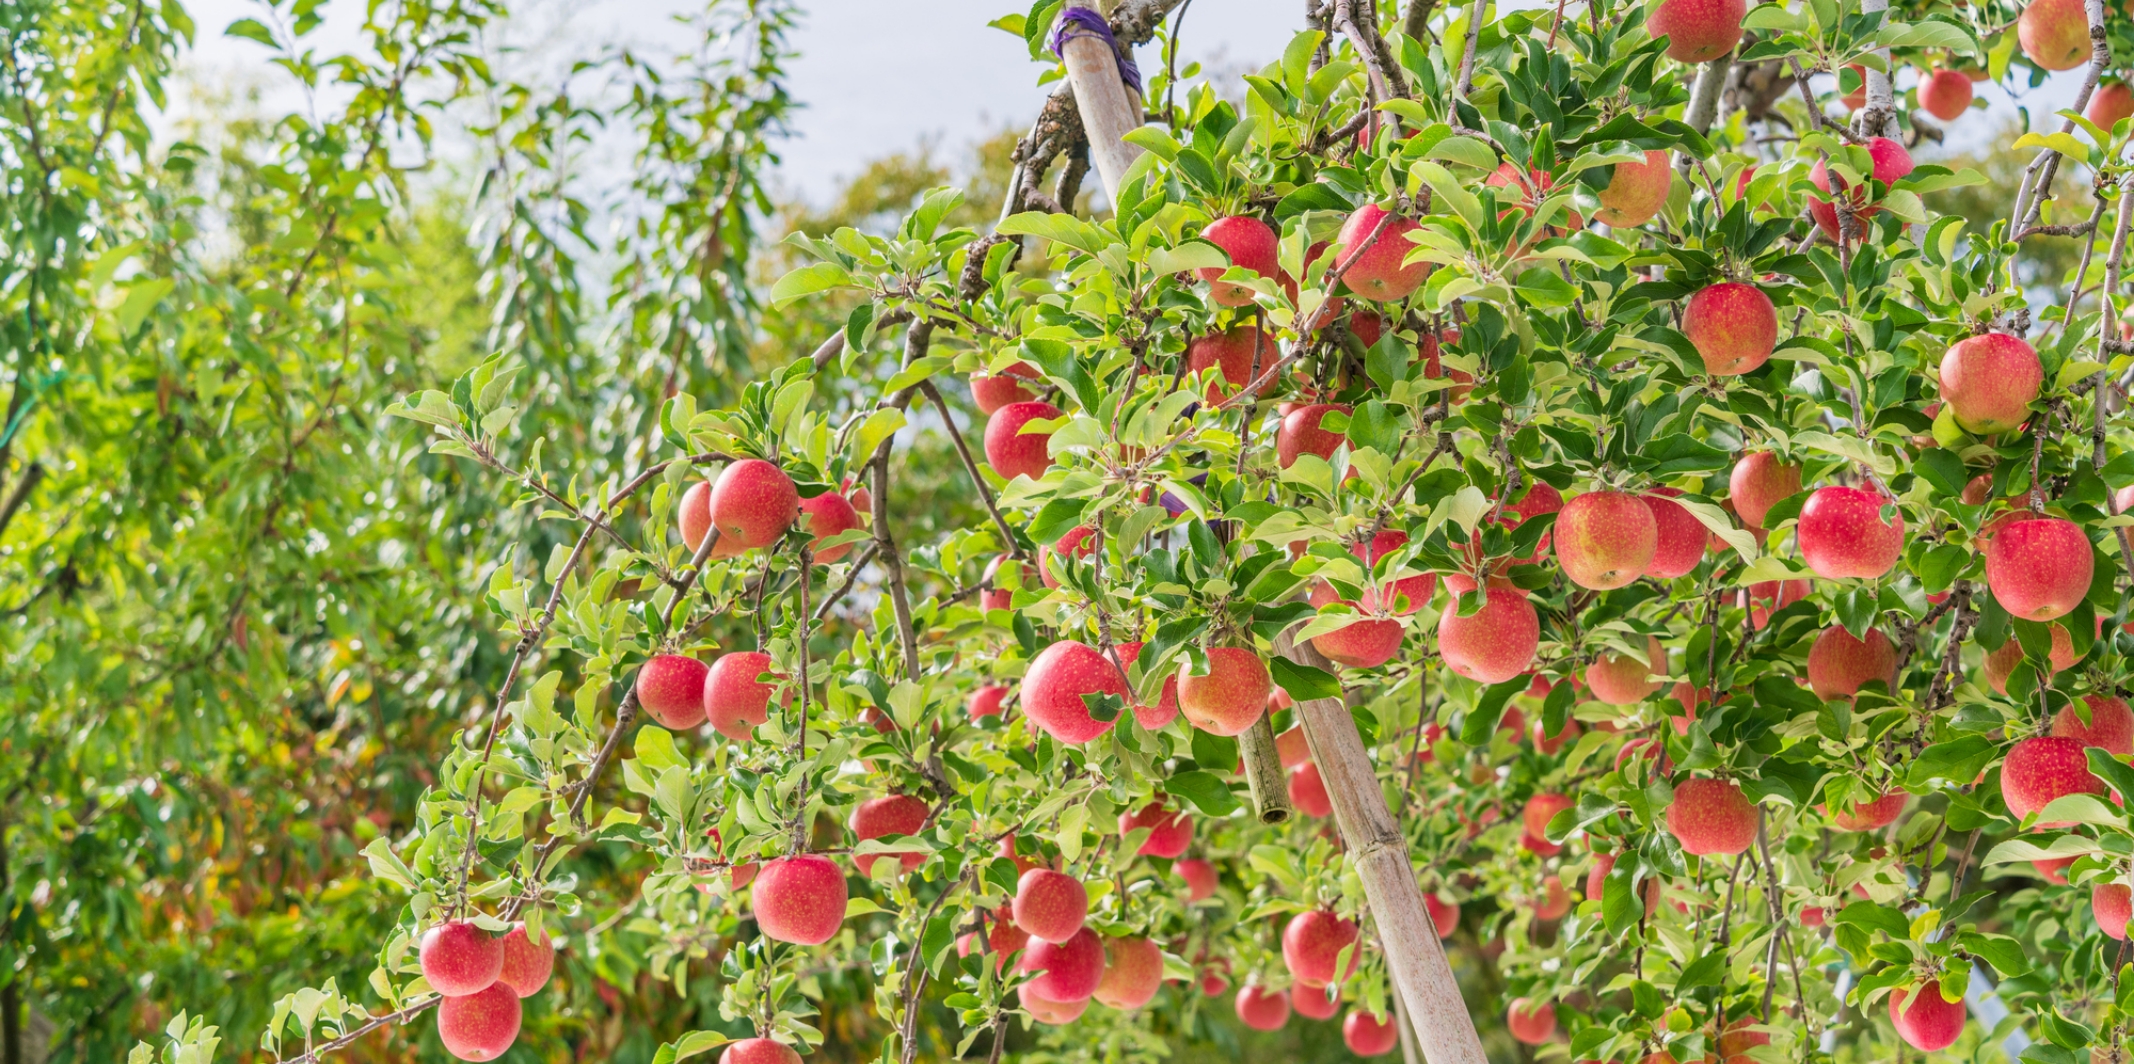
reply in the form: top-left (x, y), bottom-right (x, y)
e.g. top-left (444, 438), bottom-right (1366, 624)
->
top-left (168, 0), bottom-right (2083, 207)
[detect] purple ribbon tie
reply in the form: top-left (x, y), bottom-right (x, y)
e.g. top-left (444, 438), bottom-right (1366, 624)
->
top-left (1049, 5), bottom-right (1143, 96)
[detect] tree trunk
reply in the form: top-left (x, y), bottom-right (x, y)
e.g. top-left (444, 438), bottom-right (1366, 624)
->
top-left (1277, 628), bottom-right (1487, 1064)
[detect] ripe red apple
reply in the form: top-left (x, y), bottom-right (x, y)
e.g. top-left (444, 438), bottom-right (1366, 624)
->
top-left (1038, 525), bottom-right (1097, 589)
top-left (1797, 486), bottom-right (1904, 579)
top-left (1282, 910), bottom-right (1360, 987)
top-left (1275, 724), bottom-right (1312, 768)
top-left (1983, 623), bottom-right (2076, 693)
top-left (636, 654), bottom-right (710, 731)
top-left (1940, 333), bottom-right (2042, 435)
top-left (1586, 636), bottom-right (1666, 705)
top-left (1665, 777), bottom-right (1759, 856)
top-left (1177, 858), bottom-right (1219, 901)
top-left (1021, 926), bottom-right (1106, 1002)
top-left (1555, 490), bottom-right (1659, 589)
top-left (1289, 761), bottom-right (1334, 817)
top-left (1594, 150), bottom-right (1673, 228)
top-left (1681, 282), bottom-right (1777, 376)
top-left (2019, 0), bottom-right (2090, 70)
top-left (2053, 694), bottom-right (2134, 756)
top-left (1021, 986), bottom-right (1091, 1024)
top-left (752, 854), bottom-right (847, 945)
top-left (1918, 68), bottom-right (1973, 121)
top-left (1092, 936), bottom-right (1164, 1010)
top-left (1805, 625), bottom-right (1896, 701)
top-left (678, 480), bottom-right (714, 553)
top-left (1325, 529), bottom-right (1436, 615)
top-left (1524, 793), bottom-right (1574, 840)
top-left (2002, 735), bottom-right (2108, 827)
top-left (496, 923), bottom-right (553, 997)
top-left (436, 982), bottom-right (521, 1061)
top-left (704, 651), bottom-right (781, 741)
top-left (1822, 790), bottom-right (1906, 831)
top-left (970, 684), bottom-right (1009, 719)
top-left (421, 921), bottom-right (505, 997)
top-left (1349, 310), bottom-right (1384, 346)
top-left (1311, 612), bottom-right (1404, 668)
top-left (2091, 81), bottom-right (2134, 130)
top-left (970, 360), bottom-right (1040, 415)
top-left (1236, 983), bottom-right (1291, 1030)
top-left (2096, 883), bottom-right (2133, 940)
top-left (1276, 403), bottom-right (1350, 468)
top-left (1532, 716), bottom-right (1581, 753)
top-left (1522, 832), bottom-right (1564, 858)
top-left (1746, 578), bottom-right (1810, 629)
top-left (1334, 204), bottom-right (1427, 301)
top-left (1424, 892), bottom-right (1461, 937)
top-left (983, 400), bottom-right (1062, 482)
top-left (1421, 329), bottom-right (1477, 403)
top-left (1533, 876), bottom-right (1572, 919)
top-left (1292, 982), bottom-right (1340, 1020)
top-left (708, 459), bottom-right (799, 551)
top-left (850, 794), bottom-right (930, 876)
top-left (1022, 639), bottom-right (1131, 744)
top-left (2035, 855), bottom-right (2077, 883)
top-left (1115, 641), bottom-right (1181, 729)
top-left (1014, 868), bottom-right (1090, 943)
top-left (1438, 577), bottom-right (1541, 683)
top-left (1119, 802), bottom-right (1193, 858)
top-left (1345, 1010), bottom-right (1400, 1056)
top-left (1197, 215), bottom-right (1279, 306)
top-left (1186, 326), bottom-right (1268, 403)
top-left (1809, 137), bottom-right (1915, 242)
top-left (1507, 997), bottom-right (1557, 1044)
top-left (719, 1039), bottom-right (802, 1064)
top-left (957, 908), bottom-right (1029, 970)
top-left (1888, 983), bottom-right (1967, 1051)
top-left (1646, 0), bottom-right (1745, 60)
top-left (798, 491), bottom-right (863, 563)
top-left (1729, 453), bottom-right (1802, 530)
top-left (980, 554), bottom-right (1024, 612)
top-left (1643, 490), bottom-right (1707, 578)
top-left (1800, 906), bottom-right (1827, 927)
top-left (1177, 646), bottom-right (1273, 737)
top-left (1985, 515), bottom-right (2093, 621)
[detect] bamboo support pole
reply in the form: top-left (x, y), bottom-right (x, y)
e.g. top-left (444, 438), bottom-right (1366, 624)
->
top-left (1059, 34), bottom-right (1146, 204)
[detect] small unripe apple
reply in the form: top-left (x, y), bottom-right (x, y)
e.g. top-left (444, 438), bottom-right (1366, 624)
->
top-left (1334, 204), bottom-right (1427, 301)
top-left (1236, 983), bottom-right (1291, 1030)
top-left (1586, 636), bottom-right (1665, 705)
top-left (2019, 0), bottom-right (2090, 71)
top-left (1728, 452), bottom-right (1802, 529)
top-left (704, 651), bottom-right (782, 741)
top-left (1197, 215), bottom-right (1279, 306)
top-left (751, 854), bottom-right (848, 945)
top-left (1185, 327), bottom-right (1268, 403)
top-left (1682, 282), bottom-right (1777, 376)
top-left (1506, 997), bottom-right (1557, 1044)
top-left (421, 921), bottom-right (504, 998)
top-left (1118, 802), bottom-right (1193, 858)
top-left (1917, 68), bottom-right (1973, 121)
top-left (1438, 576), bottom-right (1541, 683)
top-left (849, 794), bottom-right (930, 876)
top-left (1092, 936), bottom-right (1165, 1010)
top-left (1178, 858), bottom-right (1219, 901)
top-left (1665, 777), bottom-right (1758, 855)
top-left (1941, 332), bottom-right (2042, 435)
top-left (636, 654), bottom-right (710, 730)
top-left (2052, 694), bottom-right (2134, 756)
top-left (1282, 910), bottom-right (1359, 987)
top-left (1014, 867), bottom-right (1089, 943)
top-left (1177, 646), bottom-right (1273, 737)
top-left (983, 400), bottom-right (1063, 482)
top-left (970, 360), bottom-right (1040, 415)
top-left (798, 491), bottom-right (863, 563)
top-left (1806, 625), bottom-right (1896, 701)
top-left (2002, 735), bottom-right (2107, 827)
top-left (1345, 1010), bottom-right (1400, 1055)
top-left (496, 923), bottom-right (554, 997)
top-left (719, 1039), bottom-right (802, 1064)
top-left (1594, 150), bottom-right (1673, 228)
top-left (1888, 983), bottom-right (1967, 1051)
top-left (1555, 490), bottom-right (1658, 589)
top-left (1020, 926), bottom-right (1105, 1002)
top-left (436, 983), bottom-right (521, 1061)
top-left (1022, 640), bottom-right (1131, 744)
top-left (1985, 515), bottom-right (2094, 621)
top-left (1276, 403), bottom-right (1350, 468)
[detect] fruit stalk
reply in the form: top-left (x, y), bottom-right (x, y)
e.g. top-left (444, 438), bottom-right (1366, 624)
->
top-left (1238, 711), bottom-right (1294, 824)
top-left (1274, 627), bottom-right (1488, 1064)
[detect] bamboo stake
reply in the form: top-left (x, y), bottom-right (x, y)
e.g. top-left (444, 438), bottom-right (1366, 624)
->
top-left (1277, 627), bottom-right (1488, 1064)
top-left (1239, 711), bottom-right (1295, 823)
top-left (1059, 34), bottom-right (1146, 204)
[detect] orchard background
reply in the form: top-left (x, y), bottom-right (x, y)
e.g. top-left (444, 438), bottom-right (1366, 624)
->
top-left (8, 0), bottom-right (2134, 1061)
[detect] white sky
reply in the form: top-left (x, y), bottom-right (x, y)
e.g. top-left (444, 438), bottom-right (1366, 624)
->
top-left (166, 0), bottom-right (2087, 206)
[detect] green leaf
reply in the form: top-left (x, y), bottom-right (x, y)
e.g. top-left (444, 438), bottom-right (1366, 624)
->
top-left (1164, 769), bottom-right (1242, 816)
top-left (768, 262), bottom-right (856, 307)
top-left (223, 17), bottom-right (279, 47)
top-left (1270, 657), bottom-right (1342, 701)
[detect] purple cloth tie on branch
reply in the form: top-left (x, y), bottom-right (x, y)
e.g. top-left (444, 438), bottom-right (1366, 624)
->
top-left (1048, 6), bottom-right (1143, 96)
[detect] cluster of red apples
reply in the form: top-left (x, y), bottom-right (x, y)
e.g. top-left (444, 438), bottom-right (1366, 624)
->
top-left (418, 920), bottom-right (554, 1060)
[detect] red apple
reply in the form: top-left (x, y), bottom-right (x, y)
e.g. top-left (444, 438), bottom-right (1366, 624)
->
top-left (1093, 936), bottom-right (1164, 1010)
top-left (421, 921), bottom-right (504, 998)
top-left (1644, 489), bottom-right (1708, 578)
top-left (1729, 453), bottom-right (1802, 529)
top-left (719, 1039), bottom-right (802, 1064)
top-left (1289, 761), bottom-right (1334, 817)
top-left (637, 654), bottom-right (710, 731)
top-left (1334, 204), bottom-right (1427, 301)
top-left (1425, 892), bottom-right (1460, 936)
top-left (1809, 137), bottom-right (1915, 242)
top-left (1177, 646), bottom-right (1273, 737)
top-left (1888, 983), bottom-right (1967, 1051)
top-left (1746, 578), bottom-right (1811, 629)
top-left (496, 923), bottom-right (553, 997)
top-left (1186, 327), bottom-right (1269, 403)
top-left (980, 554), bottom-right (1024, 612)
top-left (2096, 883), bottom-right (2133, 940)
top-left (1438, 577), bottom-right (1541, 683)
top-left (436, 983), bottom-right (521, 1061)
top-left (1023, 640), bottom-right (1131, 744)
top-left (1282, 910), bottom-right (1359, 987)
top-left (704, 651), bottom-right (782, 741)
top-left (957, 908), bottom-right (1029, 970)
top-left (1116, 641), bottom-right (1182, 730)
top-left (1275, 724), bottom-right (1312, 768)
top-left (1345, 1010), bottom-right (1400, 1056)
top-left (2053, 694), bottom-right (2134, 756)
top-left (970, 361), bottom-right (1040, 415)
top-left (1941, 332), bottom-right (2042, 435)
top-left (1198, 215), bottom-right (1279, 306)
top-left (1586, 636), bottom-right (1666, 705)
top-left (1292, 982), bottom-right (1340, 1020)
top-left (1798, 486), bottom-right (1904, 579)
top-left (1665, 777), bottom-right (1758, 856)
top-left (970, 684), bottom-right (1009, 719)
top-left (798, 491), bottom-right (863, 563)
top-left (678, 480), bottom-right (714, 553)
top-left (1682, 282), bottom-right (1777, 376)
top-left (1524, 793), bottom-right (1574, 839)
top-left (708, 459), bottom-right (799, 551)
top-left (1038, 525), bottom-right (1097, 589)
top-left (850, 794), bottom-right (930, 876)
top-left (1021, 926), bottom-right (1105, 1002)
top-left (2036, 855), bottom-right (2078, 884)
top-left (983, 400), bottom-right (1063, 482)
top-left (1236, 983), bottom-right (1291, 1030)
top-left (1014, 868), bottom-right (1089, 943)
top-left (1985, 515), bottom-right (2093, 621)
top-left (1119, 802), bottom-right (1193, 858)
top-left (1918, 68), bottom-right (1974, 121)
top-left (1507, 997), bottom-right (1557, 1044)
top-left (2019, 0), bottom-right (2090, 71)
top-left (1533, 876), bottom-right (1572, 920)
top-left (1021, 986), bottom-right (1090, 1024)
top-left (1647, 0), bottom-right (1745, 61)
top-left (1178, 858), bottom-right (1219, 901)
top-left (2091, 81), bottom-right (2134, 130)
top-left (1806, 625), bottom-right (1896, 701)
top-left (1555, 490), bottom-right (1659, 589)
top-left (2002, 735), bottom-right (2108, 827)
top-left (1276, 403), bottom-right (1350, 468)
top-left (1822, 790), bottom-right (1906, 831)
top-left (1594, 149), bottom-right (1673, 228)
top-left (751, 854), bottom-right (848, 945)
